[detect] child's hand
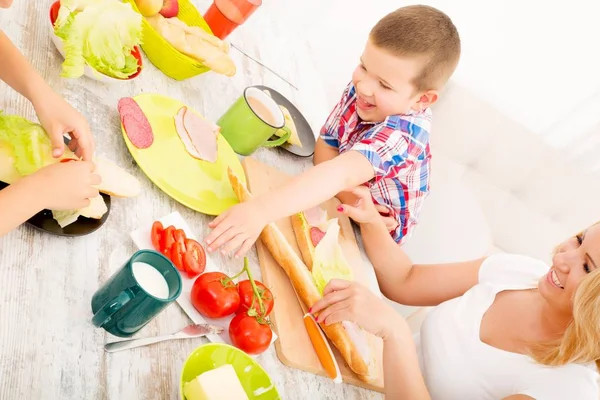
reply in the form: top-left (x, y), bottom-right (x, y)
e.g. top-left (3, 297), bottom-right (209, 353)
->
top-left (28, 161), bottom-right (101, 210)
top-left (33, 90), bottom-right (95, 161)
top-left (206, 200), bottom-right (268, 257)
top-left (309, 279), bottom-right (401, 340)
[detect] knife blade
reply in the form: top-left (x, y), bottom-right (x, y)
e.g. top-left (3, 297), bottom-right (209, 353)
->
top-left (104, 323), bottom-right (224, 353)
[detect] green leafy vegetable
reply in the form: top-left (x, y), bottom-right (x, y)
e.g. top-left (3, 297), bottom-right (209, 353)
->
top-left (311, 219), bottom-right (354, 295)
top-left (53, 0), bottom-right (143, 79)
top-left (0, 112), bottom-right (56, 177)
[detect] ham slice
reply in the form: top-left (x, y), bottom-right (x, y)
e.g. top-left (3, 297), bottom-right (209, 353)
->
top-left (174, 106), bottom-right (219, 163)
top-left (304, 206), bottom-right (328, 227)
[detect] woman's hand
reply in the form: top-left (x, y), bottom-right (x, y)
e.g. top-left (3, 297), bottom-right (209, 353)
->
top-left (336, 186), bottom-right (393, 228)
top-left (309, 279), bottom-right (402, 340)
top-left (32, 89), bottom-right (95, 161)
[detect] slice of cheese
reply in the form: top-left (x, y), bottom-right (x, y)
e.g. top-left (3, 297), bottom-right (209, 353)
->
top-left (183, 364), bottom-right (248, 400)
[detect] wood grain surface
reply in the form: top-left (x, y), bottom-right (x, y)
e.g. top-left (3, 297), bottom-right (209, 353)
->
top-left (0, 1), bottom-right (383, 399)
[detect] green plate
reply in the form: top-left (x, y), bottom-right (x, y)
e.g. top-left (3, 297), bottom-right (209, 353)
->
top-left (180, 343), bottom-right (280, 400)
top-left (120, 93), bottom-right (246, 216)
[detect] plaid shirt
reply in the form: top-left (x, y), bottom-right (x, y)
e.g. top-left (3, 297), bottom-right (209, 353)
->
top-left (320, 82), bottom-right (432, 244)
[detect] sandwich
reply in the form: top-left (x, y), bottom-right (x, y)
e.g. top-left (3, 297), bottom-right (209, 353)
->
top-left (227, 167), bottom-right (377, 383)
top-left (0, 112), bottom-right (141, 228)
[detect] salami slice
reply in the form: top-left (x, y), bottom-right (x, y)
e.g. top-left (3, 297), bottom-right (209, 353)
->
top-left (118, 97), bottom-right (153, 149)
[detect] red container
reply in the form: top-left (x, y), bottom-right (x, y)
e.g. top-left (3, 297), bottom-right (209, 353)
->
top-left (203, 0), bottom-right (261, 40)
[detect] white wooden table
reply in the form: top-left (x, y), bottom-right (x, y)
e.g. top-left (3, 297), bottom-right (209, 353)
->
top-left (0, 1), bottom-right (383, 399)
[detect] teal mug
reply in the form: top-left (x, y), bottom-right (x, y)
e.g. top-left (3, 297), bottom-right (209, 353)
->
top-left (218, 86), bottom-right (291, 156)
top-left (91, 250), bottom-right (182, 337)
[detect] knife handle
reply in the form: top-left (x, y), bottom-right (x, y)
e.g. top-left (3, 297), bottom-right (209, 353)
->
top-left (303, 313), bottom-right (342, 383)
top-left (104, 335), bottom-right (172, 353)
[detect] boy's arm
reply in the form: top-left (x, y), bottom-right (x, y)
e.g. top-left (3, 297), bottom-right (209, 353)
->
top-left (359, 218), bottom-right (484, 306)
top-left (0, 176), bottom-right (44, 237)
top-left (254, 150), bottom-right (375, 223)
top-left (0, 31), bottom-right (52, 105)
top-left (313, 137), bottom-right (339, 166)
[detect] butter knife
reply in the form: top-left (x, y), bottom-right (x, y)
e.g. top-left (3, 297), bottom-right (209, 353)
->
top-left (104, 323), bottom-right (224, 353)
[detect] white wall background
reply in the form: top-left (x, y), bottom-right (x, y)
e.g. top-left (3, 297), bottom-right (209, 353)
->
top-left (236, 0), bottom-right (600, 171)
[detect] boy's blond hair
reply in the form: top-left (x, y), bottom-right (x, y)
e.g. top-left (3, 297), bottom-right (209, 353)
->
top-left (370, 5), bottom-right (461, 92)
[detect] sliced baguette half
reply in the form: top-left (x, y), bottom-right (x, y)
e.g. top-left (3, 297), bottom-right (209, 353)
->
top-left (227, 167), bottom-right (377, 383)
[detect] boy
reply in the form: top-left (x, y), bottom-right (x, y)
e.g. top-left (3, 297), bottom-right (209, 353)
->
top-left (0, 2), bottom-right (99, 236)
top-left (206, 5), bottom-right (461, 256)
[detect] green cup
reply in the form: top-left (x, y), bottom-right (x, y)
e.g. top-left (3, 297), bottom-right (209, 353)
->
top-left (218, 86), bottom-right (291, 156)
top-left (91, 250), bottom-right (182, 338)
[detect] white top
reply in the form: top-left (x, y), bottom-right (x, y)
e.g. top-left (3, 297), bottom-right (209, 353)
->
top-left (417, 253), bottom-right (600, 399)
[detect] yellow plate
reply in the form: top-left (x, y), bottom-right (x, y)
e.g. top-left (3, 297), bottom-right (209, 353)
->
top-left (120, 93), bottom-right (246, 215)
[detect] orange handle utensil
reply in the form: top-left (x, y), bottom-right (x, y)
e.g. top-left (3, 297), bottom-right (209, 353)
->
top-left (303, 312), bottom-right (342, 383)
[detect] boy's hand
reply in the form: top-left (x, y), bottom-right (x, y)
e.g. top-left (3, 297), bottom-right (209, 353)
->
top-left (206, 200), bottom-right (268, 258)
top-left (28, 160), bottom-right (101, 210)
top-left (33, 89), bottom-right (95, 161)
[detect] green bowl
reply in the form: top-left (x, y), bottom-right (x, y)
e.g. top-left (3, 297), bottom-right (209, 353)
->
top-left (180, 343), bottom-right (280, 400)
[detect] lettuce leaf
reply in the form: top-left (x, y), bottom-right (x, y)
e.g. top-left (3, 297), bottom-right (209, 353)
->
top-left (0, 112), bottom-right (106, 228)
top-left (311, 218), bottom-right (354, 295)
top-left (0, 112), bottom-right (56, 177)
top-left (53, 0), bottom-right (143, 79)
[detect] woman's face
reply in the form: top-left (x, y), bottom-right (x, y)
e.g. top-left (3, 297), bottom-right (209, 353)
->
top-left (539, 223), bottom-right (600, 315)
top-left (0, 0), bottom-right (13, 8)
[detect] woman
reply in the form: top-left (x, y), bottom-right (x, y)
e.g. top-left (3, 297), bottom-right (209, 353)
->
top-left (0, 2), bottom-right (99, 236)
top-left (311, 186), bottom-right (600, 399)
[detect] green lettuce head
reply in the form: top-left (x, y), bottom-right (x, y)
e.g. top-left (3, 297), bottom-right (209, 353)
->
top-left (53, 0), bottom-right (143, 79)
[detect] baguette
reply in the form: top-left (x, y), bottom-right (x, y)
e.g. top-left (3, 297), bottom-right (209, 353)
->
top-left (227, 168), bottom-right (377, 383)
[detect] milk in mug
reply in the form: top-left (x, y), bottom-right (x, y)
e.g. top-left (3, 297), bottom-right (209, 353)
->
top-left (132, 261), bottom-right (170, 299)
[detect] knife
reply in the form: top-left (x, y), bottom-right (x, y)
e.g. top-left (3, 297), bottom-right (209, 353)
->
top-left (104, 323), bottom-right (223, 353)
top-left (291, 287), bottom-right (342, 383)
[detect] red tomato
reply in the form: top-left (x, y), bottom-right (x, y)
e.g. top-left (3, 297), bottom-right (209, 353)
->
top-left (151, 221), bottom-right (164, 252)
top-left (173, 229), bottom-right (186, 247)
top-left (183, 239), bottom-right (206, 278)
top-left (237, 280), bottom-right (274, 317)
top-left (190, 272), bottom-right (240, 319)
top-left (160, 226), bottom-right (176, 255)
top-left (170, 242), bottom-right (186, 272)
top-left (229, 313), bottom-right (272, 355)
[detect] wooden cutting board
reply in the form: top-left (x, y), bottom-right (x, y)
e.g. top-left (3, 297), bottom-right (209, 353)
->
top-left (242, 157), bottom-right (384, 392)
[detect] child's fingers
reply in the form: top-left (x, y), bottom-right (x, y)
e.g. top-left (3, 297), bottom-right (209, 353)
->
top-left (234, 239), bottom-right (254, 259)
top-left (208, 210), bottom-right (229, 229)
top-left (49, 128), bottom-right (66, 158)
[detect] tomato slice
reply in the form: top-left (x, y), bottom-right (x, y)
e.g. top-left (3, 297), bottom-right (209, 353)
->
top-left (170, 242), bottom-right (186, 272)
top-left (183, 238), bottom-right (206, 278)
top-left (174, 229), bottom-right (187, 248)
top-left (160, 226), bottom-right (176, 255)
top-left (151, 221), bottom-right (164, 252)
top-left (59, 158), bottom-right (79, 163)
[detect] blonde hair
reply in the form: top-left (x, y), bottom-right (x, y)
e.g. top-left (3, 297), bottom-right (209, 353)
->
top-left (370, 5), bottom-right (461, 91)
top-left (529, 224), bottom-right (600, 371)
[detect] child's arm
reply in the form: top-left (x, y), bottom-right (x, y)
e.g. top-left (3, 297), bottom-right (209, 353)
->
top-left (0, 177), bottom-right (46, 236)
top-left (339, 186), bottom-right (484, 306)
top-left (206, 150), bottom-right (375, 255)
top-left (0, 31), bottom-right (94, 160)
top-left (0, 161), bottom-right (101, 237)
